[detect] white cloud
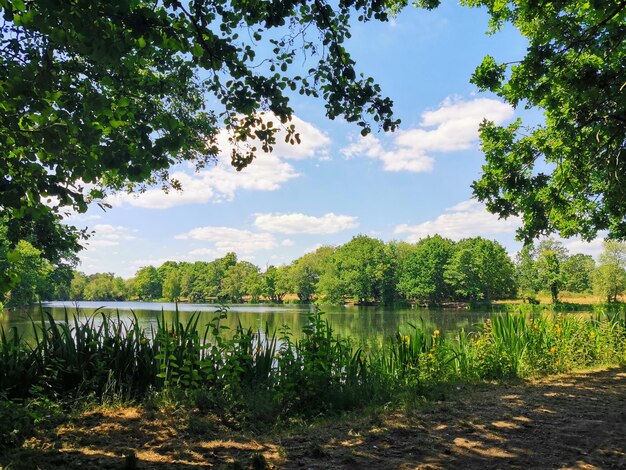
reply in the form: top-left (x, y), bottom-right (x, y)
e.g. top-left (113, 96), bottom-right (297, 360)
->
top-left (175, 226), bottom-right (276, 254)
top-left (265, 115), bottom-right (331, 160)
top-left (84, 224), bottom-right (137, 249)
top-left (394, 200), bottom-right (521, 242)
top-left (281, 239), bottom-right (295, 247)
top-left (109, 154), bottom-right (299, 209)
top-left (107, 115), bottom-right (329, 209)
top-left (561, 237), bottom-right (605, 259)
top-left (342, 97), bottom-right (514, 172)
top-left (64, 213), bottom-right (102, 223)
top-left (254, 212), bottom-right (359, 234)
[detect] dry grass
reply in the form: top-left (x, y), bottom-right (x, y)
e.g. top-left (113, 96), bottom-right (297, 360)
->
top-left (2, 367), bottom-right (625, 469)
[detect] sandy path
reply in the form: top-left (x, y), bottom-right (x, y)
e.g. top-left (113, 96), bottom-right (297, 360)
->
top-left (2, 367), bottom-right (625, 469)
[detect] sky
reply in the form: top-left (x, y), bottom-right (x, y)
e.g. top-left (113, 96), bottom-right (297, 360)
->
top-left (68, 2), bottom-right (604, 278)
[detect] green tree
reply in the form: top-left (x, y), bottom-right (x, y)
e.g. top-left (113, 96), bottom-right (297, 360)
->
top-left (444, 237), bottom-right (516, 303)
top-left (70, 271), bottom-right (88, 300)
top-left (535, 239), bottom-right (568, 303)
top-left (0, 0), bottom-right (399, 284)
top-left (3, 241), bottom-right (51, 306)
top-left (468, 0), bottom-right (626, 241)
top-left (515, 244), bottom-right (540, 299)
top-left (133, 266), bottom-right (162, 300)
top-left (291, 246), bottom-right (335, 302)
top-left (162, 269), bottom-right (182, 302)
top-left (322, 236), bottom-right (394, 305)
top-left (562, 254), bottom-right (595, 293)
top-left (220, 262), bottom-right (259, 303)
top-left (398, 235), bottom-right (456, 305)
top-left (273, 265), bottom-right (293, 303)
top-left (593, 240), bottom-right (626, 302)
top-left (82, 273), bottom-right (125, 301)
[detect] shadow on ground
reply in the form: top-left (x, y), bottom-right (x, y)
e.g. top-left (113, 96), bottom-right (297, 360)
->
top-left (1, 367), bottom-right (624, 469)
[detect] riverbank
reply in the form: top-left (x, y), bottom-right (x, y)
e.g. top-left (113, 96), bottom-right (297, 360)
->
top-left (2, 366), bottom-right (624, 469)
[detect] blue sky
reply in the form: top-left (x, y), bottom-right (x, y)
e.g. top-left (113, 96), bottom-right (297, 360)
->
top-left (69, 3), bottom-right (603, 278)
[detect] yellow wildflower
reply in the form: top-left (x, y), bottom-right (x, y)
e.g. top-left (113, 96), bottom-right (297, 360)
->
top-left (433, 329), bottom-right (441, 338)
top-left (555, 324), bottom-right (562, 334)
top-left (549, 346), bottom-right (557, 355)
top-left (401, 335), bottom-right (410, 345)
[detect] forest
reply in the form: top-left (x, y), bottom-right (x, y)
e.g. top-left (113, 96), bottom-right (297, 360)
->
top-left (3, 228), bottom-right (626, 308)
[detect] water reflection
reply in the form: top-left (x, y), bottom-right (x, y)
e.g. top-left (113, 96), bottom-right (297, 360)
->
top-left (1, 301), bottom-right (493, 344)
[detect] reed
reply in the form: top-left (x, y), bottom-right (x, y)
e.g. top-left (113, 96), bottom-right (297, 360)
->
top-left (1, 307), bottom-right (625, 428)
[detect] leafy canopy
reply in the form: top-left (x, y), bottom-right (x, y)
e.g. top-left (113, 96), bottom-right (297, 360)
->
top-left (467, 0), bottom-right (626, 241)
top-left (1, 0), bottom-right (402, 263)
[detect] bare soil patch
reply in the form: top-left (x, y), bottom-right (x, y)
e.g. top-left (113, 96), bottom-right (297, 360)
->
top-left (2, 367), bottom-right (625, 469)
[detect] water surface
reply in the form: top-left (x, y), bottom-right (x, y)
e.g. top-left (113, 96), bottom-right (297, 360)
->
top-left (1, 301), bottom-right (498, 344)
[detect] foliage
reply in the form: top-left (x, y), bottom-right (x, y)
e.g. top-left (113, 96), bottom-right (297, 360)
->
top-left (593, 241), bottom-right (626, 302)
top-left (0, 399), bottom-right (34, 450)
top-left (133, 266), bottom-right (162, 300)
top-left (562, 254), bottom-right (595, 293)
top-left (444, 238), bottom-right (516, 302)
top-left (290, 246), bottom-right (335, 302)
top-left (0, 0), bottom-right (400, 284)
top-left (81, 273), bottom-right (127, 301)
top-left (320, 236), bottom-right (396, 305)
top-left (536, 246), bottom-right (563, 304)
top-left (398, 235), bottom-right (455, 305)
top-left (515, 244), bottom-right (540, 297)
top-left (467, 0), bottom-right (626, 241)
top-left (2, 240), bottom-right (51, 306)
top-left (2, 306), bottom-right (625, 429)
top-left (162, 269), bottom-right (182, 302)
top-left (220, 262), bottom-right (261, 303)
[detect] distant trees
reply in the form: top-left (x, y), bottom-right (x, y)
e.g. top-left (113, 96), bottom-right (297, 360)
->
top-left (445, 238), bottom-right (516, 303)
top-left (592, 241), bottom-right (626, 302)
top-left (513, 239), bottom-right (600, 303)
top-left (562, 254), bottom-right (595, 294)
top-left (398, 235), bottom-right (455, 304)
top-left (9, 231), bottom-right (626, 307)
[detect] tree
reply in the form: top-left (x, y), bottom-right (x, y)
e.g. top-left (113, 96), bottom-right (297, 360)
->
top-left (82, 272), bottom-right (126, 301)
top-left (321, 236), bottom-right (394, 305)
top-left (291, 246), bottom-right (335, 302)
top-left (398, 235), bottom-right (455, 305)
top-left (444, 237), bottom-right (516, 303)
top-left (162, 269), bottom-right (182, 302)
top-left (562, 254), bottom-right (595, 293)
top-left (593, 240), bottom-right (626, 302)
top-left (273, 265), bottom-right (293, 303)
top-left (70, 271), bottom-right (88, 300)
top-left (515, 244), bottom-right (540, 298)
top-left (220, 262), bottom-right (259, 303)
top-left (535, 239), bottom-right (568, 304)
top-left (133, 266), bottom-right (162, 300)
top-left (468, 0), bottom-right (626, 241)
top-left (0, 0), bottom-right (400, 284)
top-left (2, 241), bottom-right (51, 306)
top-left (592, 264), bottom-right (625, 303)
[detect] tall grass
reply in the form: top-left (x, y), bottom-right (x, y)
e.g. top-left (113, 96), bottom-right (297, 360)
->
top-left (1, 307), bottom-right (625, 426)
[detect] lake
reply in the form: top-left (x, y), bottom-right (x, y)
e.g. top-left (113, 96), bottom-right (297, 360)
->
top-left (0, 301), bottom-right (499, 344)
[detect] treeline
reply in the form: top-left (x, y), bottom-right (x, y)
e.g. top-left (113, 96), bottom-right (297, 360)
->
top-left (63, 236), bottom-right (518, 305)
top-left (3, 233), bottom-right (625, 307)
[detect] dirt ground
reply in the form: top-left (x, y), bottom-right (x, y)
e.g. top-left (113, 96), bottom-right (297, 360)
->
top-left (2, 367), bottom-right (625, 469)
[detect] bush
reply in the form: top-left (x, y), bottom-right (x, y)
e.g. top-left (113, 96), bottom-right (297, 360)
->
top-left (0, 399), bottom-right (34, 450)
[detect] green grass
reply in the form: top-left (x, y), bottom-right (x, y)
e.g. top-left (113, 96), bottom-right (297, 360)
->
top-left (1, 306), bottom-right (625, 439)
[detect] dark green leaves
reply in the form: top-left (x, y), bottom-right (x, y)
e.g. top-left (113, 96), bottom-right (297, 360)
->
top-left (467, 0), bottom-right (626, 241)
top-left (1, 0), bottom-right (399, 271)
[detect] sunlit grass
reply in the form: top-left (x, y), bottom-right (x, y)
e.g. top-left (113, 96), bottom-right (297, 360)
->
top-left (1, 306), bottom-right (624, 438)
